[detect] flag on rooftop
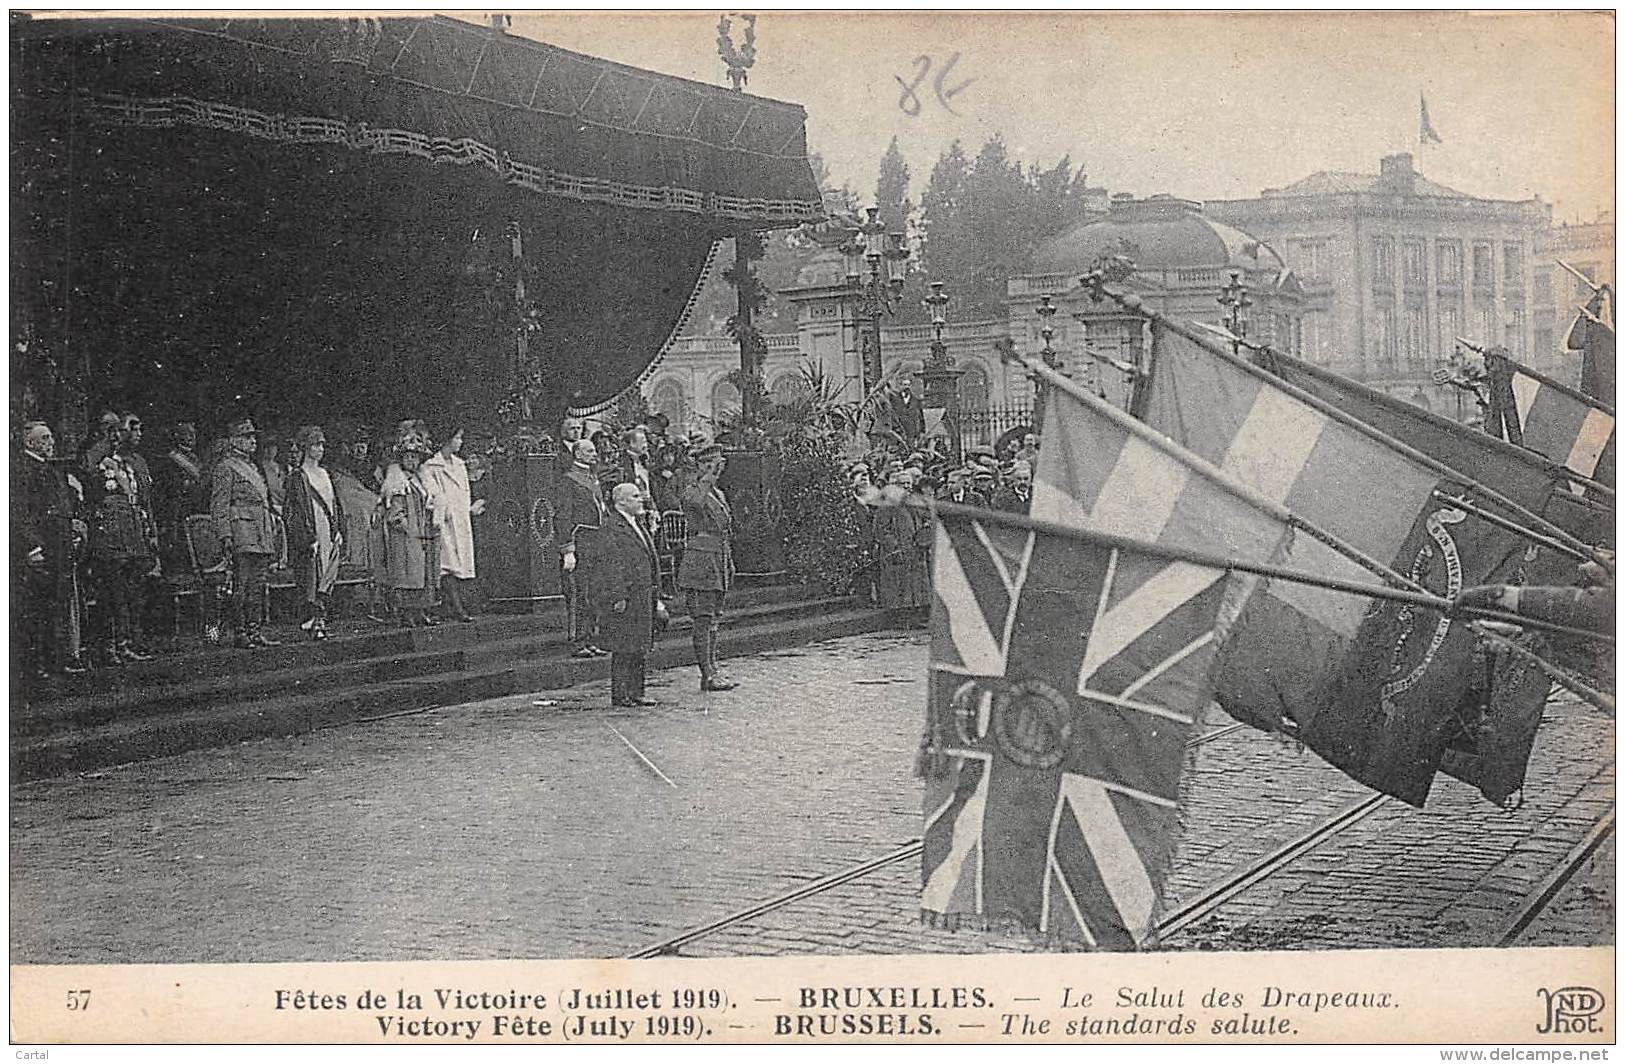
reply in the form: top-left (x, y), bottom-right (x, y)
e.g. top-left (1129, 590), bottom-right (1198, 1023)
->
top-left (1247, 342), bottom-right (1604, 805)
top-left (1140, 322), bottom-right (1534, 806)
top-left (920, 381), bottom-right (1289, 947)
top-left (1420, 92), bottom-right (1444, 145)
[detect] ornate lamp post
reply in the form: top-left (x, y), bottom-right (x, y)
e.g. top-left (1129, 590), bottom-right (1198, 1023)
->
top-left (918, 281), bottom-right (966, 457)
top-left (1030, 294), bottom-right (1061, 432)
top-left (843, 206), bottom-right (911, 393)
top-left (1217, 269), bottom-right (1253, 356)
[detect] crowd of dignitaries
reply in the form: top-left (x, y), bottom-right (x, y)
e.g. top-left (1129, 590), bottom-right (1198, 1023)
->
top-left (11, 411), bottom-right (491, 680)
top-left (552, 414), bottom-right (740, 706)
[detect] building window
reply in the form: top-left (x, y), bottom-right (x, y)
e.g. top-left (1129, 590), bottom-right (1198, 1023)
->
top-left (1472, 243), bottom-right (1495, 290)
top-left (1575, 262), bottom-right (1600, 299)
top-left (1533, 267), bottom-right (1552, 305)
top-left (1403, 307), bottom-right (1426, 362)
top-left (710, 377), bottom-right (741, 418)
top-left (1373, 305), bottom-right (1397, 363)
top-left (1438, 303), bottom-right (1461, 355)
top-left (1506, 307), bottom-right (1526, 356)
top-left (1403, 240), bottom-right (1426, 287)
top-left (1480, 306), bottom-right (1498, 347)
top-left (1437, 241), bottom-right (1462, 285)
top-left (1503, 243), bottom-right (1524, 288)
top-left (1294, 239), bottom-right (1329, 281)
top-left (649, 379), bottom-right (687, 424)
top-left (1372, 237), bottom-right (1394, 287)
top-left (1303, 314), bottom-right (1321, 361)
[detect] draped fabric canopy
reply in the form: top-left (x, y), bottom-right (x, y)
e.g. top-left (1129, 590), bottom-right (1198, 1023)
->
top-left (12, 15), bottom-right (822, 435)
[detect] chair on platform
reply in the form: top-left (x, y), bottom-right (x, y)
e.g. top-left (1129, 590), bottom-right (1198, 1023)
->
top-left (655, 509), bottom-right (686, 597)
top-left (183, 513), bottom-right (231, 639)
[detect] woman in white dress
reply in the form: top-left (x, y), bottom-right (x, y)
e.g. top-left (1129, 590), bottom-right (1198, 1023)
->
top-left (285, 425), bottom-right (346, 640)
top-left (419, 424), bottom-right (484, 622)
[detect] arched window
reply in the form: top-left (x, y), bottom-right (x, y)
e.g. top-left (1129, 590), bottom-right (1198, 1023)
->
top-left (710, 377), bottom-right (741, 419)
top-left (770, 372), bottom-right (809, 404)
top-left (958, 360), bottom-right (991, 411)
top-left (648, 378), bottom-right (687, 423)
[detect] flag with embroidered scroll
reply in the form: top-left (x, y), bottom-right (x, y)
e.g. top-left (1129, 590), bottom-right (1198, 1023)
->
top-left (920, 379), bottom-right (1295, 948)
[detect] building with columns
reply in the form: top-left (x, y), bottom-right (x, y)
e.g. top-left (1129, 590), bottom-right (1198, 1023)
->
top-left (1533, 213), bottom-right (1614, 388)
top-left (1205, 153), bottom-right (1551, 411)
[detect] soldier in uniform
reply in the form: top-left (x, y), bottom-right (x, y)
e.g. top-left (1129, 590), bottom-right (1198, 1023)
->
top-left (554, 438), bottom-right (608, 658)
top-left (677, 443), bottom-right (739, 691)
top-left (210, 416), bottom-right (281, 649)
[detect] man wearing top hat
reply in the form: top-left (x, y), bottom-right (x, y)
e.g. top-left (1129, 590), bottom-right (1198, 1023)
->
top-left (210, 415), bottom-right (281, 648)
top-left (554, 438), bottom-right (608, 659)
top-left (676, 442), bottom-right (738, 691)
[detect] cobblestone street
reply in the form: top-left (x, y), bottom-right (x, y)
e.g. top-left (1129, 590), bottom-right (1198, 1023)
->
top-left (11, 631), bottom-right (1613, 964)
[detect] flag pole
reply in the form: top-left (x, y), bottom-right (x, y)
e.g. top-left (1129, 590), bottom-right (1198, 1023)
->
top-left (910, 494), bottom-right (1611, 647)
top-left (1476, 345), bottom-right (1618, 418)
top-left (1085, 276), bottom-right (1613, 573)
top-left (1004, 342), bottom-right (1616, 711)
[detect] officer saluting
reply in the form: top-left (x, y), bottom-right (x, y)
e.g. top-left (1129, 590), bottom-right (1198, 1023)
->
top-left (677, 442), bottom-right (738, 692)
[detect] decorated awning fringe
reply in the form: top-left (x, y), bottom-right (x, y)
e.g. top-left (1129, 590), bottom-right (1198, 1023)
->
top-left (91, 94), bottom-right (825, 225)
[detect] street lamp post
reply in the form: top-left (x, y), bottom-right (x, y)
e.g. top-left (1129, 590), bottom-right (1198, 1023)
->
top-left (1030, 294), bottom-right (1061, 433)
top-left (918, 281), bottom-right (966, 458)
top-left (1217, 269), bottom-right (1253, 356)
top-left (843, 207), bottom-right (910, 393)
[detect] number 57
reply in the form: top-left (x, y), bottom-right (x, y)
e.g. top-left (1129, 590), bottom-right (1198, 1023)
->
top-left (66, 989), bottom-right (91, 1011)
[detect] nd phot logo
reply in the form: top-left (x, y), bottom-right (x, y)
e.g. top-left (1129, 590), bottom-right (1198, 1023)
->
top-left (1536, 986), bottom-right (1606, 1035)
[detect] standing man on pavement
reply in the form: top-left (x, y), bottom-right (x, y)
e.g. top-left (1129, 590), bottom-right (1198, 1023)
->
top-left (14, 420), bottom-right (88, 678)
top-left (554, 438), bottom-right (608, 659)
top-left (210, 416), bottom-right (281, 649)
top-left (594, 482), bottom-right (665, 707)
top-left (677, 442), bottom-right (738, 691)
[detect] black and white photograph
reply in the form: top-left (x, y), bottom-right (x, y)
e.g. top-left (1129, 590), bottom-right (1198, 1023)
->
top-left (8, 8), bottom-right (1615, 1046)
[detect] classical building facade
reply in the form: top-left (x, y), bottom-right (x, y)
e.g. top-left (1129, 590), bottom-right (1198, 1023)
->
top-left (1206, 153), bottom-right (1552, 411)
top-left (1533, 213), bottom-right (1614, 388)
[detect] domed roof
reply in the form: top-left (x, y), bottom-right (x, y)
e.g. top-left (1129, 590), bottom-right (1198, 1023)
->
top-left (1031, 194), bottom-right (1285, 275)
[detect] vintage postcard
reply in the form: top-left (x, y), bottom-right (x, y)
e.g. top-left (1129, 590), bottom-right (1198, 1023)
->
top-left (8, 8), bottom-right (1615, 1048)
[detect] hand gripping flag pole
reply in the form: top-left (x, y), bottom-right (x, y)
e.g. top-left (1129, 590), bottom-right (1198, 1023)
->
top-left (1084, 275), bottom-right (1613, 576)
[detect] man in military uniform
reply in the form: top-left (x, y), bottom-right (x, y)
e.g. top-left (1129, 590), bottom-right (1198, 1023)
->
top-left (554, 438), bottom-right (608, 659)
top-left (677, 442), bottom-right (739, 691)
top-left (210, 416), bottom-right (281, 649)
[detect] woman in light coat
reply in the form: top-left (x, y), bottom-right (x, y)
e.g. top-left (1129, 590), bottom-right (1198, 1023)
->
top-left (379, 425), bottom-right (438, 628)
top-left (419, 424), bottom-right (485, 622)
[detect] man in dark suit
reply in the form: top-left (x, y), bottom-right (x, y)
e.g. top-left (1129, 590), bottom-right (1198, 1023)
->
top-left (553, 439), bottom-right (608, 659)
top-left (891, 382), bottom-right (926, 444)
top-left (14, 420), bottom-right (87, 678)
top-left (594, 482), bottom-right (665, 707)
top-left (935, 465), bottom-right (987, 508)
top-left (991, 459), bottom-right (1033, 515)
top-left (676, 443), bottom-right (739, 692)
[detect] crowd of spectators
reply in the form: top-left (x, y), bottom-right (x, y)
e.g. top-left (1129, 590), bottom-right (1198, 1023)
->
top-left (846, 428), bottom-right (1039, 611)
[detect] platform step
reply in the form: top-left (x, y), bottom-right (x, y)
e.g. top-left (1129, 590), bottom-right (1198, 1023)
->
top-left (12, 606), bottom-right (900, 782)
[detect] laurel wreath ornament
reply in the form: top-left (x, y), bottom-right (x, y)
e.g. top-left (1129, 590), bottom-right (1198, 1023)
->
top-left (716, 13), bottom-right (757, 90)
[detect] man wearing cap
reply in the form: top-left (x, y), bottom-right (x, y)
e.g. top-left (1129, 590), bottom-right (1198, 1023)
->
top-left (210, 416), bottom-right (281, 648)
top-left (677, 443), bottom-right (738, 691)
top-left (594, 482), bottom-right (665, 707)
top-left (936, 465), bottom-right (987, 508)
top-left (554, 439), bottom-right (608, 658)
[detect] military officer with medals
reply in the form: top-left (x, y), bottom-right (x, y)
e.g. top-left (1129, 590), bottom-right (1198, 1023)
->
top-left (677, 442), bottom-right (739, 691)
top-left (210, 416), bottom-right (281, 649)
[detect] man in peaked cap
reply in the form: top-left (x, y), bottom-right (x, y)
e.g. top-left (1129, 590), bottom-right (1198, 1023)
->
top-left (210, 415), bottom-right (281, 648)
top-left (676, 441), bottom-right (738, 691)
